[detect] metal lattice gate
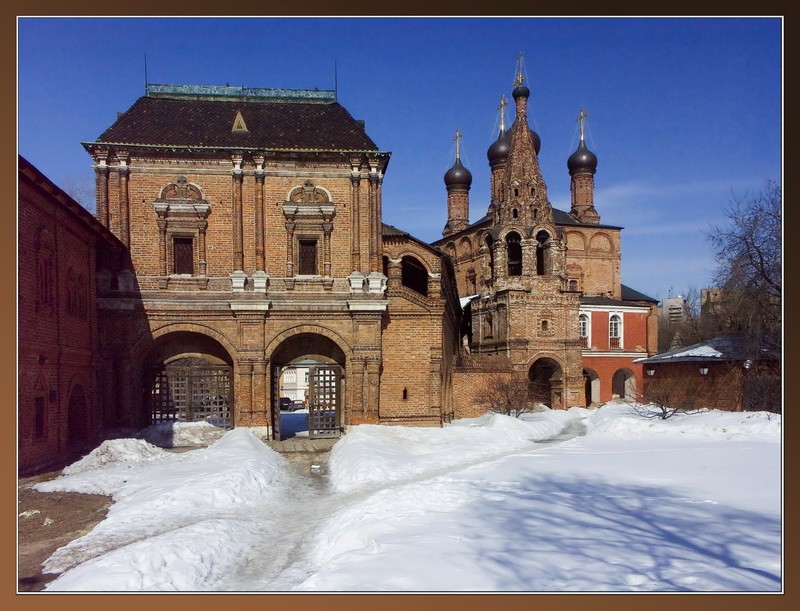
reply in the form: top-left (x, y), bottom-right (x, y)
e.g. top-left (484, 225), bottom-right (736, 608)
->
top-left (147, 358), bottom-right (232, 428)
top-left (308, 365), bottom-right (341, 438)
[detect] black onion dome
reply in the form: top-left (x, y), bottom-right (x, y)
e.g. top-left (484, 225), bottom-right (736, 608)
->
top-left (567, 139), bottom-right (598, 174)
top-left (444, 157), bottom-right (473, 188)
top-left (512, 84), bottom-right (530, 100)
top-left (487, 129), bottom-right (511, 164)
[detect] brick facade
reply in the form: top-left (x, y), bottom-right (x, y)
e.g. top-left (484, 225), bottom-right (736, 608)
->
top-left (18, 157), bottom-right (127, 474)
top-left (433, 69), bottom-right (657, 412)
top-left (80, 85), bottom-right (461, 438)
top-left (20, 71), bottom-right (660, 470)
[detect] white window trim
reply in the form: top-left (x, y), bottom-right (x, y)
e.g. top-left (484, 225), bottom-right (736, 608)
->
top-left (579, 312), bottom-right (591, 348)
top-left (609, 311), bottom-right (623, 349)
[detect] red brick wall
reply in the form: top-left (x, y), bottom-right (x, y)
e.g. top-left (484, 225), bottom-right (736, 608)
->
top-left (18, 159), bottom-right (115, 474)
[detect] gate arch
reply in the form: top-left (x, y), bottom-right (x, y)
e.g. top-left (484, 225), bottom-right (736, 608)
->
top-left (143, 331), bottom-right (235, 428)
top-left (269, 332), bottom-right (347, 441)
top-left (528, 357), bottom-right (564, 408)
top-left (612, 367), bottom-right (638, 401)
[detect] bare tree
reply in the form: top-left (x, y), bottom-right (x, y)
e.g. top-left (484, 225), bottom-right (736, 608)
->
top-left (706, 181), bottom-right (781, 334)
top-left (635, 367), bottom-right (716, 419)
top-left (475, 371), bottom-right (542, 417)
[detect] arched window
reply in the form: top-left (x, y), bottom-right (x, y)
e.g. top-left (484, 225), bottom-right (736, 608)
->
top-left (36, 228), bottom-right (55, 312)
top-left (579, 314), bottom-right (589, 348)
top-left (535, 230), bottom-right (549, 275)
top-left (609, 314), bottom-right (622, 349)
top-left (401, 256), bottom-right (428, 296)
top-left (506, 232), bottom-right (522, 276)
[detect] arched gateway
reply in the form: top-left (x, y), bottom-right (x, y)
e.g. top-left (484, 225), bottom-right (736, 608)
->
top-left (270, 332), bottom-right (346, 441)
top-left (143, 331), bottom-right (234, 428)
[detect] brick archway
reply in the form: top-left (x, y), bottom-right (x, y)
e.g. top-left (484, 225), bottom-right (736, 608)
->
top-left (142, 331), bottom-right (235, 428)
top-left (269, 332), bottom-right (348, 441)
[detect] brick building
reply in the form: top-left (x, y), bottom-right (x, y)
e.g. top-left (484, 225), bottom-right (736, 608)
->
top-left (18, 156), bottom-right (128, 474)
top-left (433, 62), bottom-right (657, 414)
top-left (80, 84), bottom-right (461, 439)
top-left (636, 333), bottom-right (780, 412)
top-left (20, 61), bottom-right (658, 460)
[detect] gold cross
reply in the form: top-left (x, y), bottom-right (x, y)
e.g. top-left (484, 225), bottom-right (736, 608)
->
top-left (514, 51), bottom-right (525, 87)
top-left (577, 107), bottom-right (589, 141)
top-left (498, 95), bottom-right (508, 131)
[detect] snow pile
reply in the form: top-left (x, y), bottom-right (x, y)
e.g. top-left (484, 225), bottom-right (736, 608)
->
top-left (585, 402), bottom-right (781, 440)
top-left (328, 408), bottom-right (581, 493)
top-left (137, 421), bottom-right (227, 447)
top-left (33, 405), bottom-right (781, 592)
top-left (62, 438), bottom-right (175, 475)
top-left (37, 429), bottom-right (289, 587)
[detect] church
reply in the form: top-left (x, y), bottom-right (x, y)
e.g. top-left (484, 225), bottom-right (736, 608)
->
top-left (19, 59), bottom-right (657, 471)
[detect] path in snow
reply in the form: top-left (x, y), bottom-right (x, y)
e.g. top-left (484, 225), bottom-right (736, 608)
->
top-left (215, 420), bottom-right (588, 591)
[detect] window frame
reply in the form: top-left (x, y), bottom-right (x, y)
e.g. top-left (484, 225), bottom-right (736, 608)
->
top-left (172, 235), bottom-right (195, 275)
top-left (609, 313), bottom-right (623, 349)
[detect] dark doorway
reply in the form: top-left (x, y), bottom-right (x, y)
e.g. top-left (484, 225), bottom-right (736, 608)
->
top-left (67, 384), bottom-right (89, 447)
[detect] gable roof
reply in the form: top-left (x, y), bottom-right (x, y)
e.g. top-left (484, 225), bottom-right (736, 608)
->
top-left (621, 284), bottom-right (658, 303)
top-left (86, 93), bottom-right (381, 153)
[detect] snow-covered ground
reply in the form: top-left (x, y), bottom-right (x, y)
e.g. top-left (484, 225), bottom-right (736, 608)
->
top-left (29, 402), bottom-right (782, 592)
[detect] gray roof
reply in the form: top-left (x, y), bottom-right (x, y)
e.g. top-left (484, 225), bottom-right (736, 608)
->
top-left (635, 333), bottom-right (780, 365)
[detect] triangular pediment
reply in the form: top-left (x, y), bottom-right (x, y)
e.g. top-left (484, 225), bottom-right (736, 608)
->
top-left (232, 111), bottom-right (249, 133)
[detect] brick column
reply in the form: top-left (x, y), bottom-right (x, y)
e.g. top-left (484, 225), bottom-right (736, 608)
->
top-left (386, 257), bottom-right (402, 290)
top-left (350, 161), bottom-right (361, 272)
top-left (232, 154), bottom-right (244, 271)
top-left (322, 221), bottom-right (333, 277)
top-left (156, 217), bottom-right (167, 277)
top-left (94, 153), bottom-right (109, 227)
top-left (495, 240), bottom-right (507, 280)
top-left (521, 236), bottom-right (535, 277)
top-left (198, 220), bottom-right (208, 276)
top-left (285, 221), bottom-right (295, 277)
top-left (350, 357), bottom-right (366, 419)
top-left (368, 164), bottom-right (381, 272)
top-left (117, 153), bottom-right (130, 248)
top-left (236, 360), bottom-right (253, 426)
top-left (254, 156), bottom-right (266, 272)
top-left (251, 360), bottom-right (268, 426)
top-left (365, 357), bottom-right (381, 420)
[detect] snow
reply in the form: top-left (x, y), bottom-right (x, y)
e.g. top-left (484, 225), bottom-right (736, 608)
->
top-left (31, 403), bottom-right (782, 592)
top-left (667, 345), bottom-right (723, 358)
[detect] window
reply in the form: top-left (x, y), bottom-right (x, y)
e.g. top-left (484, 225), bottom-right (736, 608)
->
top-left (36, 229), bottom-right (55, 312)
top-left (506, 232), bottom-right (522, 276)
top-left (173, 237), bottom-right (194, 275)
top-left (536, 231), bottom-right (549, 275)
top-left (568, 279), bottom-right (579, 292)
top-left (298, 239), bottom-right (318, 275)
top-left (34, 397), bottom-right (46, 439)
top-left (609, 314), bottom-right (622, 349)
top-left (401, 256), bottom-right (428, 296)
top-left (579, 314), bottom-right (589, 348)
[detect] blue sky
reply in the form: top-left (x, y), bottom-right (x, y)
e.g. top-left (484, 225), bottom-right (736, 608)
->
top-left (17, 17), bottom-right (782, 302)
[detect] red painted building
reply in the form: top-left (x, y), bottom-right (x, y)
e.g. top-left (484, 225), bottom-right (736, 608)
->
top-left (580, 287), bottom-right (659, 404)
